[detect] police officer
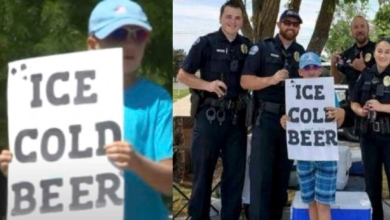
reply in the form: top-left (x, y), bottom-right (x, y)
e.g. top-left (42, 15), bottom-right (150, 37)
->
top-left (351, 37), bottom-right (390, 220)
top-left (241, 9), bottom-right (305, 220)
top-left (331, 15), bottom-right (376, 97)
top-left (177, 1), bottom-right (252, 220)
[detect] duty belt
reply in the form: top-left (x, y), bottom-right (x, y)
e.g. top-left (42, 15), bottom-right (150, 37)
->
top-left (361, 117), bottom-right (390, 134)
top-left (258, 101), bottom-right (285, 114)
top-left (370, 117), bottom-right (390, 134)
top-left (203, 97), bottom-right (244, 111)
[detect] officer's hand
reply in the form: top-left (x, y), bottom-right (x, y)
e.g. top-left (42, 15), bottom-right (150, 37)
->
top-left (326, 107), bottom-right (345, 124)
top-left (105, 141), bottom-right (139, 170)
top-left (0, 150), bottom-right (12, 177)
top-left (207, 80), bottom-right (227, 98)
top-left (349, 52), bottom-right (366, 71)
top-left (280, 115), bottom-right (290, 130)
top-left (357, 102), bottom-right (370, 117)
top-left (271, 69), bottom-right (289, 85)
top-left (331, 53), bottom-right (341, 64)
top-left (367, 99), bottom-right (383, 112)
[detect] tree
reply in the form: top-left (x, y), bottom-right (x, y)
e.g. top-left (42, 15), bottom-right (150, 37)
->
top-left (286, 0), bottom-right (302, 12)
top-left (324, 1), bottom-right (368, 58)
top-left (173, 49), bottom-right (187, 81)
top-left (232, 0), bottom-right (281, 42)
top-left (373, 2), bottom-right (390, 38)
top-left (0, 0), bottom-right (172, 94)
top-left (231, 0), bottom-right (369, 54)
top-left (306, 0), bottom-right (337, 54)
top-left (0, 0), bottom-right (172, 147)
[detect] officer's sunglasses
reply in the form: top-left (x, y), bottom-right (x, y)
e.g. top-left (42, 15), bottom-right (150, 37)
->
top-left (282, 20), bottom-right (300, 28)
top-left (302, 65), bottom-right (321, 71)
top-left (107, 27), bottom-right (149, 43)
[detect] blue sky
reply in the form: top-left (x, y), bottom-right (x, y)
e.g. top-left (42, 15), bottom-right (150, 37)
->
top-left (173, 0), bottom-right (379, 53)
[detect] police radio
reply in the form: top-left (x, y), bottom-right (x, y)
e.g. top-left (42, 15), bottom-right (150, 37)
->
top-left (280, 53), bottom-right (291, 87)
top-left (368, 76), bottom-right (381, 123)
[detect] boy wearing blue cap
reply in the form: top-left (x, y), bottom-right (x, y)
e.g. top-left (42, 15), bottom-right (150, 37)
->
top-left (88, 0), bottom-right (173, 219)
top-left (0, 1), bottom-right (172, 220)
top-left (280, 52), bottom-right (345, 220)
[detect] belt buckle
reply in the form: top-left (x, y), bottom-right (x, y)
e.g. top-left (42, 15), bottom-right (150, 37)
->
top-left (373, 122), bottom-right (380, 132)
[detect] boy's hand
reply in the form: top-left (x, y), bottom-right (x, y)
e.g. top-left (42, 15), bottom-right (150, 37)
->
top-left (105, 141), bottom-right (139, 170)
top-left (325, 107), bottom-right (345, 121)
top-left (326, 107), bottom-right (346, 127)
top-left (280, 115), bottom-right (290, 129)
top-left (0, 150), bottom-right (12, 177)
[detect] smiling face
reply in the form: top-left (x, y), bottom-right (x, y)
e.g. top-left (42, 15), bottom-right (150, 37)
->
top-left (88, 25), bottom-right (149, 76)
top-left (351, 16), bottom-right (369, 45)
top-left (299, 65), bottom-right (323, 78)
top-left (374, 40), bottom-right (390, 70)
top-left (219, 6), bottom-right (243, 36)
top-left (277, 17), bottom-right (300, 41)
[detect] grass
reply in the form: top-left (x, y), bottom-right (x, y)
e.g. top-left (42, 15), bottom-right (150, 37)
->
top-left (173, 89), bottom-right (190, 102)
top-left (173, 186), bottom-right (192, 217)
top-left (172, 185), bottom-right (296, 218)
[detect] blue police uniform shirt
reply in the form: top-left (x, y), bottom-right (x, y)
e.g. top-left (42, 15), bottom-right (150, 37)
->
top-left (123, 78), bottom-right (172, 220)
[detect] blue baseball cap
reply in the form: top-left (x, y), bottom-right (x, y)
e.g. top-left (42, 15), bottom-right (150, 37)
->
top-left (299, 52), bottom-right (322, 69)
top-left (88, 0), bottom-right (152, 39)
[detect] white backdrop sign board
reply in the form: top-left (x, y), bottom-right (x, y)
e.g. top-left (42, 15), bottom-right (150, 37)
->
top-left (285, 77), bottom-right (339, 161)
top-left (7, 48), bottom-right (124, 220)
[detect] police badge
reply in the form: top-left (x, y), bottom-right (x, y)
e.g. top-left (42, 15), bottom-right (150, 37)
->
top-left (384, 76), bottom-right (390, 87)
top-left (241, 44), bottom-right (248, 54)
top-left (294, 51), bottom-right (300, 62)
top-left (365, 53), bottom-right (372, 62)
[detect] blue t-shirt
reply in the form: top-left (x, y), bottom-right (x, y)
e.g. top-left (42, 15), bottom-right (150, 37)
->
top-left (123, 78), bottom-right (172, 220)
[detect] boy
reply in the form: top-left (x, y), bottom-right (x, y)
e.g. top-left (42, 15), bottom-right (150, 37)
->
top-left (280, 52), bottom-right (345, 220)
top-left (0, 0), bottom-right (172, 219)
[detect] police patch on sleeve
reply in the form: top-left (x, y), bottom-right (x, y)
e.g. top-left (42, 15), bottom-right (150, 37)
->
top-left (193, 37), bottom-right (201, 46)
top-left (249, 45), bottom-right (259, 55)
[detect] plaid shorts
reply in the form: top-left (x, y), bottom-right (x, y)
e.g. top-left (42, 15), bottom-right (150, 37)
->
top-left (297, 160), bottom-right (337, 205)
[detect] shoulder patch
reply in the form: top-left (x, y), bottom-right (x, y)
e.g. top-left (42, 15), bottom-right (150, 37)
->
top-left (249, 45), bottom-right (259, 55)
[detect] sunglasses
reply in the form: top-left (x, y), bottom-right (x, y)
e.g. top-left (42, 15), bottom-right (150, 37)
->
top-left (107, 27), bottom-right (149, 43)
top-left (302, 65), bottom-right (321, 71)
top-left (282, 20), bottom-right (300, 28)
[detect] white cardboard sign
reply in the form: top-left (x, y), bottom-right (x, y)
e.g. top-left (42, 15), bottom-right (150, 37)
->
top-left (7, 48), bottom-right (124, 220)
top-left (285, 77), bottom-right (339, 161)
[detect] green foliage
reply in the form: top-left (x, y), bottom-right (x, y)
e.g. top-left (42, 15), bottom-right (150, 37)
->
top-left (324, 1), bottom-right (368, 58)
top-left (0, 0), bottom-right (172, 93)
top-left (138, 0), bottom-right (173, 95)
top-left (373, 3), bottom-right (390, 39)
top-left (173, 49), bottom-right (186, 78)
top-left (0, 0), bottom-right (172, 147)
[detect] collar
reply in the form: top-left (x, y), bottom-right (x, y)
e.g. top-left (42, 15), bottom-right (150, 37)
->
top-left (274, 34), bottom-right (297, 51)
top-left (353, 40), bottom-right (375, 50)
top-left (216, 28), bottom-right (243, 44)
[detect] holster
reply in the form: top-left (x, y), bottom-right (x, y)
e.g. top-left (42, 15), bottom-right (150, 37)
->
top-left (190, 89), bottom-right (202, 117)
top-left (245, 94), bottom-right (254, 127)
